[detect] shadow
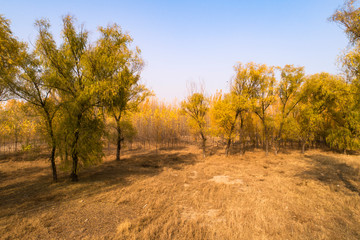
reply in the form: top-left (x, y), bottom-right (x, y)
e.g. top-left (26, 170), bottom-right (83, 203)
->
top-left (208, 145), bottom-right (224, 156)
top-left (158, 145), bottom-right (188, 151)
top-left (229, 142), bottom-right (258, 155)
top-left (296, 154), bottom-right (360, 196)
top-left (82, 149), bottom-right (197, 184)
top-left (0, 166), bottom-right (46, 185)
top-left (0, 148), bottom-right (197, 219)
top-left (0, 148), bottom-right (51, 163)
top-left (208, 141), bottom-right (248, 156)
top-left (279, 149), bottom-right (295, 155)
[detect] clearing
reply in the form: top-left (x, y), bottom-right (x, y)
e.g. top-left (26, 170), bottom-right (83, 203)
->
top-left (0, 146), bottom-right (360, 239)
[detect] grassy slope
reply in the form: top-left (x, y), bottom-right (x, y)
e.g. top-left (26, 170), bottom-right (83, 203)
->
top-left (0, 146), bottom-right (359, 239)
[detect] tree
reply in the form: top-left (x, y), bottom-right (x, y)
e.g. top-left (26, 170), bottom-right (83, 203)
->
top-left (294, 103), bottom-right (324, 154)
top-left (181, 92), bottom-right (208, 157)
top-left (231, 63), bottom-right (261, 154)
top-left (331, 1), bottom-right (360, 103)
top-left (5, 54), bottom-right (61, 181)
top-left (0, 15), bottom-right (25, 101)
top-left (0, 77), bottom-right (8, 101)
top-left (0, 15), bottom-right (60, 181)
top-left (88, 24), bottom-right (150, 161)
top-left (325, 76), bottom-right (360, 153)
top-left (331, 0), bottom-right (360, 45)
top-left (35, 16), bottom-right (105, 181)
top-left (298, 73), bottom-right (343, 153)
top-left (234, 62), bottom-right (276, 155)
top-left (1, 100), bottom-right (25, 152)
top-left (211, 92), bottom-right (242, 156)
top-left (274, 65), bottom-right (305, 154)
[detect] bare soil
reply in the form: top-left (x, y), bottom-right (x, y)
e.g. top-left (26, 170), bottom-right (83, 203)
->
top-left (0, 146), bottom-right (360, 239)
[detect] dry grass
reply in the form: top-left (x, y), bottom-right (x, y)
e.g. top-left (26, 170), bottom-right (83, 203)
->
top-left (0, 146), bottom-right (360, 239)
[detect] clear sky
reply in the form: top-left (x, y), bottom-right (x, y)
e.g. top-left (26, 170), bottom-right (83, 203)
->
top-left (1, 0), bottom-right (348, 102)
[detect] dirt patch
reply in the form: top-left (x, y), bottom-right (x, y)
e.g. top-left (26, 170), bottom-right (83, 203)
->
top-left (209, 175), bottom-right (243, 185)
top-left (181, 207), bottom-right (220, 221)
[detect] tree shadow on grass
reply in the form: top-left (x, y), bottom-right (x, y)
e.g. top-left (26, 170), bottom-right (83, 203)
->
top-left (0, 149), bottom-right (198, 219)
top-left (0, 148), bottom-right (50, 163)
top-left (296, 154), bottom-right (360, 196)
top-left (81, 149), bottom-right (197, 184)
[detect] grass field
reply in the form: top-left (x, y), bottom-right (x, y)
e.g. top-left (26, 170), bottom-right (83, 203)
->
top-left (0, 145), bottom-right (359, 239)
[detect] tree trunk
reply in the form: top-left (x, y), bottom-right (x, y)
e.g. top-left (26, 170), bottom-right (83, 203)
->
top-left (262, 135), bottom-right (266, 150)
top-left (70, 116), bottom-right (81, 182)
top-left (200, 132), bottom-right (206, 158)
top-left (265, 138), bottom-right (269, 156)
top-left (225, 138), bottom-right (231, 157)
top-left (301, 142), bottom-right (306, 154)
top-left (70, 150), bottom-right (79, 182)
top-left (46, 112), bottom-right (58, 182)
top-left (202, 140), bottom-right (206, 158)
top-left (239, 131), bottom-right (244, 155)
top-left (116, 121), bottom-right (122, 161)
top-left (239, 113), bottom-right (245, 155)
top-left (15, 130), bottom-right (18, 152)
top-left (50, 145), bottom-right (57, 182)
top-left (264, 125), bottom-right (269, 156)
top-left (70, 129), bottom-right (79, 182)
top-left (275, 117), bottom-right (286, 155)
top-left (242, 140), bottom-right (246, 155)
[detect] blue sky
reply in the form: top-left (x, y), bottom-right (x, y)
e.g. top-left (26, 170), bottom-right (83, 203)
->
top-left (1, 0), bottom-right (348, 102)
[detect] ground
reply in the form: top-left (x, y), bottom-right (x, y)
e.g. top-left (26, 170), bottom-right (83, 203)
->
top-left (0, 145), bottom-right (360, 239)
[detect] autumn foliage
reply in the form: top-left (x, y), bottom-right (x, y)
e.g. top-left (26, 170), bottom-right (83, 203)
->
top-left (1, 1), bottom-right (360, 182)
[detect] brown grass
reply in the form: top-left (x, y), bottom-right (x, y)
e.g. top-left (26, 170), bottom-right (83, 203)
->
top-left (0, 146), bottom-right (359, 239)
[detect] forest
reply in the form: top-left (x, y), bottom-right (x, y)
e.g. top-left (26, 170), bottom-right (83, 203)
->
top-left (1, 5), bottom-right (359, 181)
top-left (0, 1), bottom-right (360, 239)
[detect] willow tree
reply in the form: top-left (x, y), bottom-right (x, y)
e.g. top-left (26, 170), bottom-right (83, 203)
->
top-left (87, 24), bottom-right (150, 161)
top-left (331, 2), bottom-right (360, 109)
top-left (0, 15), bottom-right (61, 181)
top-left (181, 92), bottom-right (208, 157)
top-left (298, 73), bottom-right (345, 153)
top-left (35, 16), bottom-right (105, 181)
top-left (0, 15), bottom-right (25, 101)
top-left (294, 102), bottom-right (323, 154)
top-left (330, 0), bottom-right (360, 152)
top-left (3, 52), bottom-right (60, 181)
top-left (331, 0), bottom-right (360, 44)
top-left (331, 0), bottom-right (360, 110)
top-left (274, 65), bottom-right (305, 154)
top-left (324, 75), bottom-right (360, 153)
top-left (231, 63), bottom-right (259, 154)
top-left (211, 92), bottom-right (247, 156)
top-left (210, 61), bottom-right (256, 156)
top-left (234, 63), bottom-right (276, 155)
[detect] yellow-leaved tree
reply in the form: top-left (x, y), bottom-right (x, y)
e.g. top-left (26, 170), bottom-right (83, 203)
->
top-left (274, 65), bottom-right (305, 154)
top-left (181, 92), bottom-right (209, 157)
top-left (232, 62), bottom-right (276, 155)
top-left (87, 24), bottom-right (150, 161)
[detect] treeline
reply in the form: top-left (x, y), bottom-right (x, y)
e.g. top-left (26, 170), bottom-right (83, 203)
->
top-left (1, 0), bottom-right (360, 182)
top-left (2, 69), bottom-right (359, 161)
top-left (181, 66), bottom-right (360, 157)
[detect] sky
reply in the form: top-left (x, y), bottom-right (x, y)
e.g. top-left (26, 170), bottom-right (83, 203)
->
top-left (1, 0), bottom-right (349, 102)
